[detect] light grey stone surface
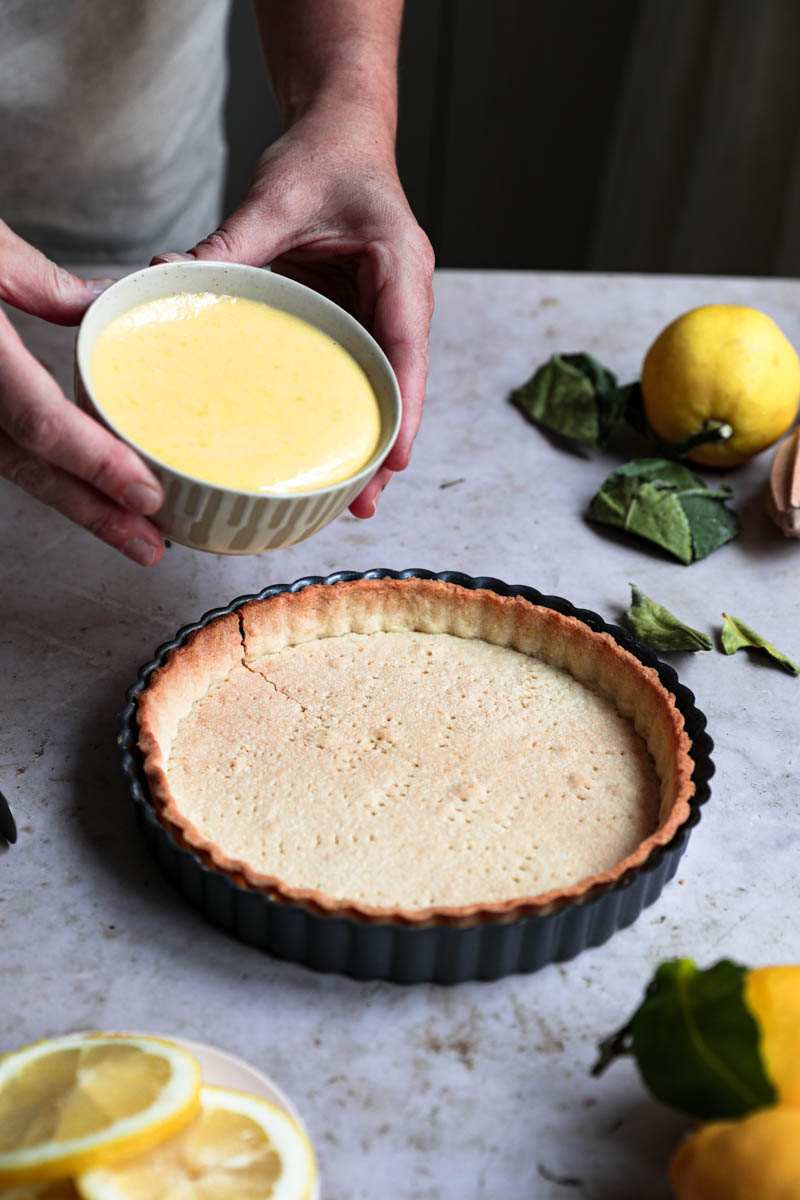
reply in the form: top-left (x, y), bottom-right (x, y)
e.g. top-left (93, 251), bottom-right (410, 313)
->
top-left (1, 270), bottom-right (799, 1199)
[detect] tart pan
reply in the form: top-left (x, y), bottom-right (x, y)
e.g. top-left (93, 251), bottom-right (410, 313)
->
top-left (119, 569), bottom-right (714, 984)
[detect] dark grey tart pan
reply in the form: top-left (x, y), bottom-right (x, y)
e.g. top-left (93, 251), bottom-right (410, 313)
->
top-left (119, 569), bottom-right (713, 984)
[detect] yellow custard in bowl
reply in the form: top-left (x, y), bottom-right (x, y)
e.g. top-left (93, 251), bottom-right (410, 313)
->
top-left (89, 291), bottom-right (382, 494)
top-left (75, 261), bottom-right (401, 554)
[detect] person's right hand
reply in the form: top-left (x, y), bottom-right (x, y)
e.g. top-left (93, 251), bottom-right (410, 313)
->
top-left (0, 222), bottom-right (165, 565)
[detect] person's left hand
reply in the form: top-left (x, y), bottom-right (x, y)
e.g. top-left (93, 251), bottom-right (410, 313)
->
top-left (153, 107), bottom-right (434, 517)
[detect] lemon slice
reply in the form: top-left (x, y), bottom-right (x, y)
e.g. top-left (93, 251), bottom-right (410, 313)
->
top-left (0, 1184), bottom-right (79, 1198)
top-left (76, 1085), bottom-right (317, 1200)
top-left (0, 1183), bottom-right (79, 1198)
top-left (0, 1035), bottom-right (201, 1186)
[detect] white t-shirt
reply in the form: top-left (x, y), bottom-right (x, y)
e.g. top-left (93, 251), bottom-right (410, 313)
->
top-left (0, 0), bottom-right (229, 263)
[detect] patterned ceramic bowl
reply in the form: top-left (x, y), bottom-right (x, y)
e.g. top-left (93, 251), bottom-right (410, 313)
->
top-left (74, 261), bottom-right (402, 554)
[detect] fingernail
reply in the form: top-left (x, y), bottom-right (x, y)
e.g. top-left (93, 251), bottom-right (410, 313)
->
top-left (151, 252), bottom-right (195, 264)
top-left (122, 538), bottom-right (160, 567)
top-left (122, 482), bottom-right (162, 515)
top-left (85, 277), bottom-right (116, 297)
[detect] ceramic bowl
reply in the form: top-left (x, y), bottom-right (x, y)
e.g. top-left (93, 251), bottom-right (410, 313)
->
top-left (74, 261), bottom-right (402, 554)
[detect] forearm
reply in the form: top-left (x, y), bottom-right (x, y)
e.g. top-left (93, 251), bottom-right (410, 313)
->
top-left (182, 0), bottom-right (431, 517)
top-left (251, 0), bottom-right (403, 146)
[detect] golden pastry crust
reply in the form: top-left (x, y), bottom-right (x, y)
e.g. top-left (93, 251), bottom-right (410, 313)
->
top-left (137, 611), bottom-right (244, 829)
top-left (137, 579), bottom-right (694, 925)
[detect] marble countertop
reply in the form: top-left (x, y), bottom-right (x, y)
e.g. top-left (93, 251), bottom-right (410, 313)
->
top-left (2, 269), bottom-right (799, 1199)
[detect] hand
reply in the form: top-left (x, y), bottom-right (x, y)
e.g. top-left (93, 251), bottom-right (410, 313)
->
top-left (153, 108), bottom-right (434, 517)
top-left (0, 222), bottom-right (165, 564)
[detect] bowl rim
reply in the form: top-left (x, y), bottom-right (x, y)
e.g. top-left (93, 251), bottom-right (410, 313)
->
top-left (75, 260), bottom-right (403, 501)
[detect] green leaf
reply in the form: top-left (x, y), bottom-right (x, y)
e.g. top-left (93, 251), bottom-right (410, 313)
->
top-left (679, 492), bottom-right (740, 561)
top-left (721, 614), bottom-right (799, 675)
top-left (593, 959), bottom-right (776, 1120)
top-left (625, 482), bottom-right (694, 564)
top-left (563, 352), bottom-right (617, 398)
top-left (596, 457), bottom-right (704, 489)
top-left (511, 352), bottom-right (624, 447)
top-left (621, 381), bottom-right (650, 437)
top-left (586, 458), bottom-right (740, 563)
top-left (625, 584), bottom-right (712, 651)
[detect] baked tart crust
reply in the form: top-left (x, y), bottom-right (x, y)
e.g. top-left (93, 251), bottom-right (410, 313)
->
top-left (137, 579), bottom-right (694, 925)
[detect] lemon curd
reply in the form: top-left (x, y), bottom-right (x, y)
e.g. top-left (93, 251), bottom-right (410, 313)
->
top-left (89, 292), bottom-right (382, 492)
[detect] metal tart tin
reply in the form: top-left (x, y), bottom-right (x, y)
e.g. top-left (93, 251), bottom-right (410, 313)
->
top-left (119, 569), bottom-right (713, 984)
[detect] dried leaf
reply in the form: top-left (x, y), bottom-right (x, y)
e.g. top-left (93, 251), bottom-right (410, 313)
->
top-left (721, 614), bottom-right (799, 675)
top-left (625, 585), bottom-right (712, 651)
top-left (587, 458), bottom-right (740, 563)
top-left (511, 352), bottom-right (628, 447)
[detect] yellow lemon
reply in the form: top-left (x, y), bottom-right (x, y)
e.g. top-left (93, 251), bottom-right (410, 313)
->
top-left (669, 1105), bottom-right (800, 1198)
top-left (744, 967), bottom-right (800, 1106)
top-left (641, 305), bottom-right (800, 466)
top-left (0, 1035), bottom-right (201, 1187)
top-left (75, 1086), bottom-right (317, 1200)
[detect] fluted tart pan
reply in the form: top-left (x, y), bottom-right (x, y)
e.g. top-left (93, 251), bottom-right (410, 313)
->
top-left (119, 569), bottom-right (713, 983)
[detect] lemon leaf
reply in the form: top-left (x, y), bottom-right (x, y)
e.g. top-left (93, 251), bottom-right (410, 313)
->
top-left (677, 493), bottom-right (736, 560)
top-left (620, 381), bottom-right (650, 436)
top-left (586, 458), bottom-right (740, 563)
top-left (626, 481), bottom-right (694, 564)
top-left (625, 585), bottom-right (712, 651)
top-left (594, 959), bottom-right (776, 1119)
top-left (721, 614), bottom-right (799, 675)
top-left (511, 352), bottom-right (625, 448)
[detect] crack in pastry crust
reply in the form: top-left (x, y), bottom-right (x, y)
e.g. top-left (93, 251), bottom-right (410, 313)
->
top-left (137, 579), bottom-right (694, 925)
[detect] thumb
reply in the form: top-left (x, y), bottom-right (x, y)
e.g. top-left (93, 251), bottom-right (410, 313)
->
top-left (0, 224), bottom-right (105, 326)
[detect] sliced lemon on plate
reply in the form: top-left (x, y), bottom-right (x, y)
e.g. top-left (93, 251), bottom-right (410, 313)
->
top-left (76, 1085), bottom-right (317, 1200)
top-left (0, 1034), bottom-right (201, 1186)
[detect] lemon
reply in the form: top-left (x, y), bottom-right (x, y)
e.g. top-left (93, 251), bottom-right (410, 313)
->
top-left (0, 1035), bottom-right (201, 1187)
top-left (744, 967), bottom-right (800, 1106)
top-left (669, 1105), bottom-right (800, 1198)
top-left (75, 1086), bottom-right (317, 1200)
top-left (641, 305), bottom-right (800, 466)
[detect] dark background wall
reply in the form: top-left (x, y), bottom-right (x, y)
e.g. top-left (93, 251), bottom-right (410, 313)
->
top-left (226, 0), bottom-right (800, 277)
top-left (225, 0), bottom-right (630, 270)
top-left (393, 0), bottom-right (639, 271)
